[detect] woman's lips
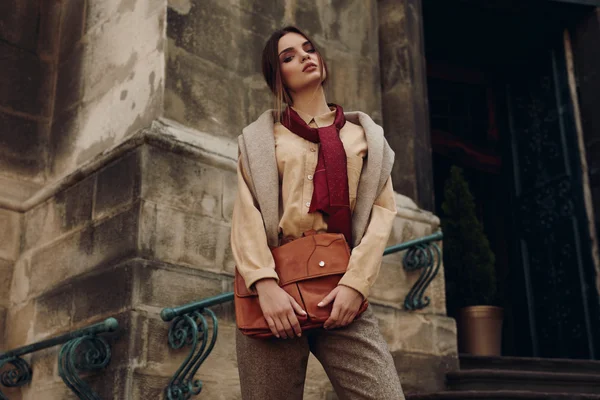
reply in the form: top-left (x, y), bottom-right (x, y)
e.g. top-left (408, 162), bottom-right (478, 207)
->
top-left (303, 63), bottom-right (317, 72)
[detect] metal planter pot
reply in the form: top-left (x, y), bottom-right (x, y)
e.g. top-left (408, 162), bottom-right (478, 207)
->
top-left (458, 306), bottom-right (504, 356)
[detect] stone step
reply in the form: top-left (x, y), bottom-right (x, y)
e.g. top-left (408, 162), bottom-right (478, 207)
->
top-left (459, 354), bottom-right (600, 375)
top-left (407, 390), bottom-right (600, 400)
top-left (446, 370), bottom-right (600, 394)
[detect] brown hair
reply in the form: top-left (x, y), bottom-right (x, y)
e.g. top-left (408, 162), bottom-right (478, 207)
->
top-left (261, 26), bottom-right (328, 121)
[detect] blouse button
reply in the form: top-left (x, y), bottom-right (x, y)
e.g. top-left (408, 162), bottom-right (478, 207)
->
top-left (305, 202), bottom-right (311, 208)
top-left (307, 175), bottom-right (313, 181)
top-left (310, 147), bottom-right (316, 152)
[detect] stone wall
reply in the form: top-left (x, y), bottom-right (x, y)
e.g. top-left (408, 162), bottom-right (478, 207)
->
top-left (49, 0), bottom-right (166, 181)
top-left (0, 1), bottom-right (57, 203)
top-left (378, 0), bottom-right (435, 212)
top-left (164, 0), bottom-right (383, 139)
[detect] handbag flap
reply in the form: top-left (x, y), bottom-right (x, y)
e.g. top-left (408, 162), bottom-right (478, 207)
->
top-left (234, 233), bottom-right (351, 297)
top-left (274, 233), bottom-right (350, 286)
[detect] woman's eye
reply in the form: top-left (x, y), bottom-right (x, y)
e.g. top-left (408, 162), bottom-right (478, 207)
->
top-left (307, 48), bottom-right (316, 53)
top-left (283, 56), bottom-right (293, 63)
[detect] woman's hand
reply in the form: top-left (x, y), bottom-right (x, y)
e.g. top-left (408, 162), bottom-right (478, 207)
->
top-left (319, 286), bottom-right (364, 330)
top-left (255, 279), bottom-right (307, 339)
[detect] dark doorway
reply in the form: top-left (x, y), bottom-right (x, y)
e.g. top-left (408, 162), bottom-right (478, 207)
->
top-left (423, 0), bottom-right (600, 359)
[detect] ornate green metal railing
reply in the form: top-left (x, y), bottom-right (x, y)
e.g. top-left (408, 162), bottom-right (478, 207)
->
top-left (0, 317), bottom-right (118, 400)
top-left (384, 230), bottom-right (444, 310)
top-left (160, 231), bottom-right (443, 398)
top-left (160, 293), bottom-right (233, 400)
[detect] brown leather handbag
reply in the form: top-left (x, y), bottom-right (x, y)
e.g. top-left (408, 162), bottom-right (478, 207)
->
top-left (234, 231), bottom-right (368, 338)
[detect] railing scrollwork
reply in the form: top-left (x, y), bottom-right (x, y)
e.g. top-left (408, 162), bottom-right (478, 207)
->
top-left (384, 230), bottom-right (443, 310)
top-left (161, 293), bottom-right (233, 400)
top-left (0, 317), bottom-right (118, 400)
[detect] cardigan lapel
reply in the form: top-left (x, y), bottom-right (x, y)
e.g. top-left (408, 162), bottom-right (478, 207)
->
top-left (241, 110), bottom-right (280, 248)
top-left (345, 112), bottom-right (394, 246)
top-left (240, 110), bottom-right (395, 248)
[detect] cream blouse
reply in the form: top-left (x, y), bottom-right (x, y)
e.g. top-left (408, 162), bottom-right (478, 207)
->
top-left (231, 107), bottom-right (397, 298)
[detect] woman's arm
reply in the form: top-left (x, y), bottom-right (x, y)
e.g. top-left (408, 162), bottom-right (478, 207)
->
top-left (338, 176), bottom-right (397, 298)
top-left (231, 156), bottom-right (279, 290)
top-left (320, 177), bottom-right (397, 329)
top-left (231, 154), bottom-right (306, 339)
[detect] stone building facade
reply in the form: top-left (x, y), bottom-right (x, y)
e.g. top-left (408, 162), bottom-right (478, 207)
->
top-left (0, 0), bottom-right (455, 399)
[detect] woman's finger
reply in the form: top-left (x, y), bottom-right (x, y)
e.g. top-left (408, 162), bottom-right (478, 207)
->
top-left (324, 303), bottom-right (341, 329)
top-left (287, 311), bottom-right (302, 337)
top-left (281, 315), bottom-right (295, 339)
top-left (288, 295), bottom-right (307, 317)
top-left (318, 287), bottom-right (339, 307)
top-left (274, 317), bottom-right (288, 339)
top-left (265, 316), bottom-right (279, 338)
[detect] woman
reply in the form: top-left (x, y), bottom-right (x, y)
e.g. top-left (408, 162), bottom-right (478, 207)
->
top-left (231, 26), bottom-right (405, 400)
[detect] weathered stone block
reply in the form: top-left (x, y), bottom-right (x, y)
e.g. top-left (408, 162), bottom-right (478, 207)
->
top-left (29, 204), bottom-right (139, 296)
top-left (9, 257), bottom-right (29, 305)
top-left (59, 0), bottom-right (85, 58)
top-left (51, 0), bottom-right (165, 180)
top-left (142, 146), bottom-right (224, 219)
top-left (0, 306), bottom-right (5, 349)
top-left (136, 264), bottom-right (224, 308)
top-left (99, 310), bottom-right (143, 372)
top-left (49, 105), bottom-right (82, 178)
top-left (132, 371), bottom-right (169, 400)
top-left (38, 0), bottom-right (62, 58)
top-left (0, 0), bottom-right (39, 51)
top-left (71, 263), bottom-right (134, 324)
top-left (373, 305), bottom-right (456, 358)
top-left (82, 0), bottom-right (165, 103)
top-left (0, 113), bottom-right (46, 178)
top-left (221, 165), bottom-right (237, 222)
top-left (166, 0), bottom-right (239, 73)
top-left (95, 149), bottom-right (142, 218)
top-left (164, 43), bottom-right (246, 139)
top-left (0, 208), bottom-right (20, 262)
top-left (86, 0), bottom-right (121, 33)
top-left (54, 44), bottom-right (84, 114)
top-left (34, 287), bottom-right (73, 340)
top-left (4, 301), bottom-right (35, 349)
top-left (24, 175), bottom-right (94, 251)
top-left (21, 382), bottom-right (71, 400)
top-left (55, 175), bottom-right (95, 231)
top-left (151, 205), bottom-right (225, 270)
top-left (23, 371), bottom-right (126, 400)
top-left (219, 224), bottom-right (236, 276)
top-left (29, 347), bottom-right (57, 386)
top-left (0, 41), bottom-right (52, 117)
top-left (326, 55), bottom-right (381, 121)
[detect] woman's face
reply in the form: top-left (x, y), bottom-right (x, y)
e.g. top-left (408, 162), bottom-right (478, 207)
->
top-left (277, 32), bottom-right (323, 94)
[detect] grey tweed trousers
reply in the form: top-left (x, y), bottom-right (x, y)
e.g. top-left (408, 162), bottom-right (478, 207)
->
top-left (236, 307), bottom-right (405, 400)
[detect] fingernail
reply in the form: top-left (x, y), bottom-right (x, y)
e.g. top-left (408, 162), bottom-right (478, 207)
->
top-left (297, 333), bottom-right (302, 337)
top-left (275, 334), bottom-right (280, 338)
top-left (301, 310), bottom-right (307, 315)
top-left (318, 302), bottom-right (324, 307)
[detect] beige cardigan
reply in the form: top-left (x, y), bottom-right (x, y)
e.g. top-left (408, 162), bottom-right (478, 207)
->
top-left (238, 109), bottom-right (395, 249)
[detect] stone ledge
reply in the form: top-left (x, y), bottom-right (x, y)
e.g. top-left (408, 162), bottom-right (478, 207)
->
top-left (0, 118), bottom-right (238, 213)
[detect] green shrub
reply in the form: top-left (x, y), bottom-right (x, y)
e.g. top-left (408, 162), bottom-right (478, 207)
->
top-left (441, 166), bottom-right (497, 309)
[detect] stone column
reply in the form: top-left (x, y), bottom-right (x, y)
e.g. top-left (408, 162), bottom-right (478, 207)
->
top-left (378, 0), bottom-right (435, 212)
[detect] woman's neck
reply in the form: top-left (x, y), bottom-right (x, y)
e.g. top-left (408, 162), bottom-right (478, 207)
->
top-left (290, 86), bottom-right (330, 118)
